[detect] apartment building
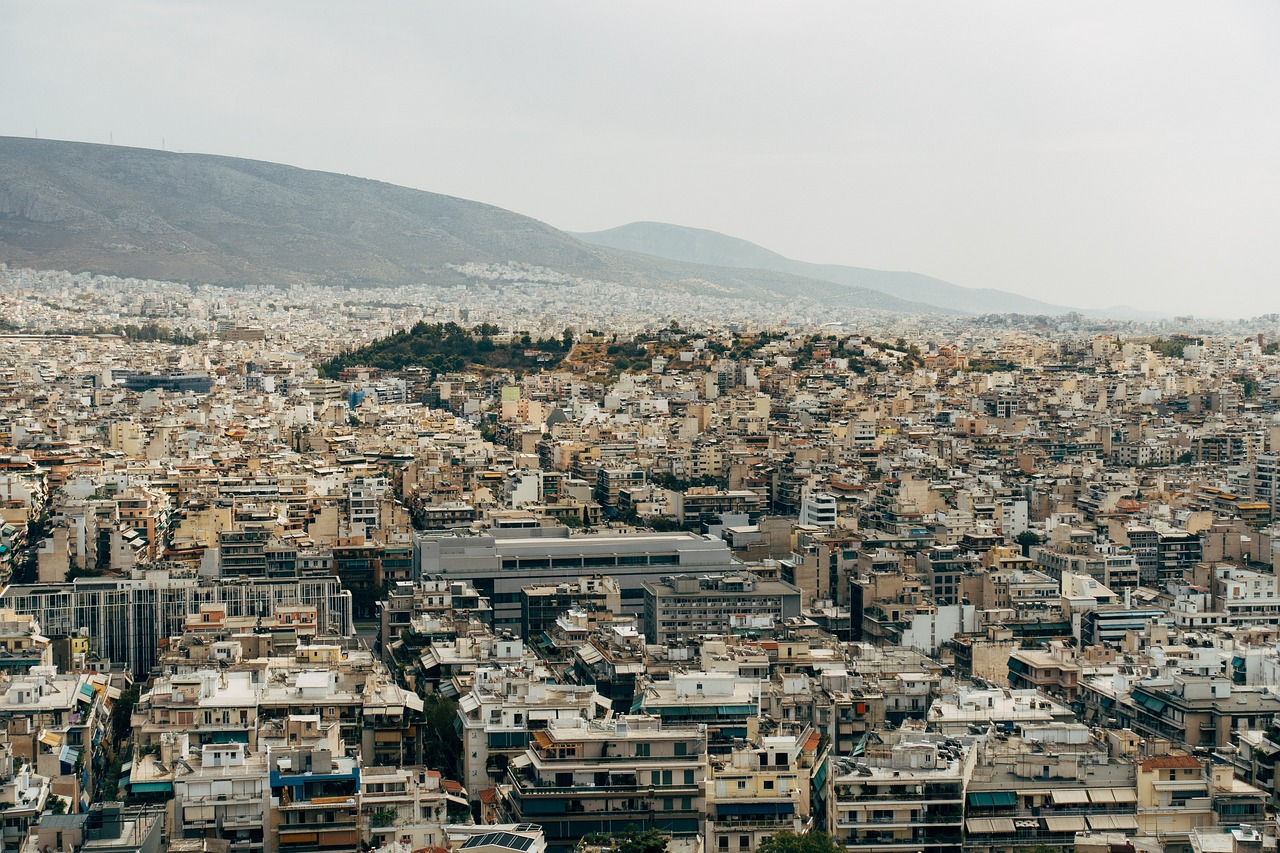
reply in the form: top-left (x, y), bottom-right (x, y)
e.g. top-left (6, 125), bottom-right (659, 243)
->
top-left (500, 715), bottom-right (706, 853)
top-left (457, 664), bottom-right (610, 802)
top-left (641, 573), bottom-right (802, 645)
top-left (1120, 675), bottom-right (1280, 749)
top-left (830, 735), bottom-right (970, 853)
top-left (2, 572), bottom-right (353, 676)
top-left (704, 725), bottom-right (827, 853)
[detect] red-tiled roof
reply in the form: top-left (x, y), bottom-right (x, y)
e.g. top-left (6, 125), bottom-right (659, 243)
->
top-left (1141, 755), bottom-right (1201, 771)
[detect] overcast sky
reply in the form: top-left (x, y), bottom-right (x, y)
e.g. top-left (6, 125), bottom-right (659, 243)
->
top-left (3, 1), bottom-right (1278, 318)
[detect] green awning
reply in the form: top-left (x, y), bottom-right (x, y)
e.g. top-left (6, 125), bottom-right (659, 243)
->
top-left (968, 791), bottom-right (1017, 808)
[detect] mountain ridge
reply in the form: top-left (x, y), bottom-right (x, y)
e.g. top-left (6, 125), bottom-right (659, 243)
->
top-left (1, 136), bottom-right (1048, 317)
top-left (574, 221), bottom-right (1075, 317)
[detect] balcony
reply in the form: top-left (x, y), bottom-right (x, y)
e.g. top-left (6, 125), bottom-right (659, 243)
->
top-left (507, 768), bottom-right (700, 797)
top-left (709, 818), bottom-right (808, 833)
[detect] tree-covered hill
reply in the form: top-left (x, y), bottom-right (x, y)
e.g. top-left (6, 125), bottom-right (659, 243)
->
top-left (319, 322), bottom-right (569, 378)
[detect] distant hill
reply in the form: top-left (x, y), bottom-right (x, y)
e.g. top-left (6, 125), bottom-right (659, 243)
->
top-left (320, 321), bottom-right (569, 378)
top-left (575, 221), bottom-right (1075, 316)
top-left (0, 137), bottom-right (950, 314)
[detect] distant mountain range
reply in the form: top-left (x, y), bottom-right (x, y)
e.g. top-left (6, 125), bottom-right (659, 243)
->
top-left (1, 136), bottom-right (1080, 317)
top-left (574, 221), bottom-right (1074, 317)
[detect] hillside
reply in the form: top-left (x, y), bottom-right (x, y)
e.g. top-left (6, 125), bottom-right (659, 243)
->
top-left (0, 137), bottom-right (949, 314)
top-left (320, 322), bottom-right (569, 378)
top-left (575, 221), bottom-right (1074, 316)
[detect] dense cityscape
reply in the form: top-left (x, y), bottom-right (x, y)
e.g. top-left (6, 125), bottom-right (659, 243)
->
top-left (2, 265), bottom-right (1280, 853)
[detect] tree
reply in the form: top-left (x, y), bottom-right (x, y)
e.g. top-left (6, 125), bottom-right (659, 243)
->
top-left (757, 831), bottom-right (843, 853)
top-left (421, 693), bottom-right (462, 774)
top-left (1015, 530), bottom-right (1042, 557)
top-left (583, 827), bottom-right (668, 853)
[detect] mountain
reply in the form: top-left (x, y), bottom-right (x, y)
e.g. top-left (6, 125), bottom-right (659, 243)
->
top-left (0, 137), bottom-right (948, 314)
top-left (574, 221), bottom-right (1074, 316)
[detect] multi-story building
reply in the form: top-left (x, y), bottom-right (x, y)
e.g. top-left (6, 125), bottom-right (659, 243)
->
top-left (1214, 566), bottom-right (1280, 628)
top-left (829, 735), bottom-right (969, 853)
top-left (633, 671), bottom-right (760, 748)
top-left (642, 573), bottom-right (802, 645)
top-left (520, 576), bottom-right (621, 641)
top-left (360, 765), bottom-right (467, 852)
top-left (669, 488), bottom-right (765, 527)
top-left (1007, 648), bottom-right (1082, 702)
top-left (914, 546), bottom-right (979, 606)
top-left (457, 664), bottom-right (610, 802)
top-left (1121, 675), bottom-right (1280, 749)
top-left (3, 572), bottom-right (352, 676)
top-left (1136, 754), bottom-right (1268, 850)
top-left (171, 738), bottom-right (272, 853)
top-left (268, 716), bottom-right (361, 853)
top-left (500, 715), bottom-right (706, 853)
top-left (704, 725), bottom-right (827, 853)
top-left (414, 529), bottom-right (743, 633)
top-left (219, 526), bottom-right (272, 579)
top-left (798, 492), bottom-right (839, 528)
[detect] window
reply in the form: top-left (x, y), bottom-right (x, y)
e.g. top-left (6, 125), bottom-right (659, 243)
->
top-left (635, 743), bottom-right (650, 758)
top-left (763, 780), bottom-right (774, 790)
top-left (684, 770), bottom-right (695, 785)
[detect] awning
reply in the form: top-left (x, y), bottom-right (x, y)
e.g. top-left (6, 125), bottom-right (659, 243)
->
top-left (718, 802), bottom-right (795, 816)
top-left (1112, 789), bottom-right (1137, 803)
top-left (39, 731), bottom-right (63, 748)
top-left (1050, 789), bottom-right (1091, 805)
top-left (968, 791), bottom-right (1018, 808)
top-left (1089, 789), bottom-right (1116, 803)
top-left (1044, 816), bottom-right (1088, 833)
top-left (1088, 814), bottom-right (1138, 831)
top-left (966, 818), bottom-right (1016, 834)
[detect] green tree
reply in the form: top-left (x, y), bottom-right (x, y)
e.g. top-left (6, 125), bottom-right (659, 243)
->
top-left (1015, 530), bottom-right (1043, 557)
top-left (757, 831), bottom-right (843, 853)
top-left (421, 693), bottom-right (462, 774)
top-left (583, 827), bottom-right (668, 853)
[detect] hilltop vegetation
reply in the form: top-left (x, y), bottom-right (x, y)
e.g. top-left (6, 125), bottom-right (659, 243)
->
top-left (320, 322), bottom-right (569, 378)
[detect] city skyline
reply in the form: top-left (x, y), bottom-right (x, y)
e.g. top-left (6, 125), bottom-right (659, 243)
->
top-left (3, 2), bottom-right (1278, 318)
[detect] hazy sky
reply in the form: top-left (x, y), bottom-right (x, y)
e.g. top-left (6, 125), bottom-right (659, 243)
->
top-left (3, 1), bottom-right (1278, 317)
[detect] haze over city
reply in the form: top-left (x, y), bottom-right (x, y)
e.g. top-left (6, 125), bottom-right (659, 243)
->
top-left (3, 1), bottom-right (1277, 318)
